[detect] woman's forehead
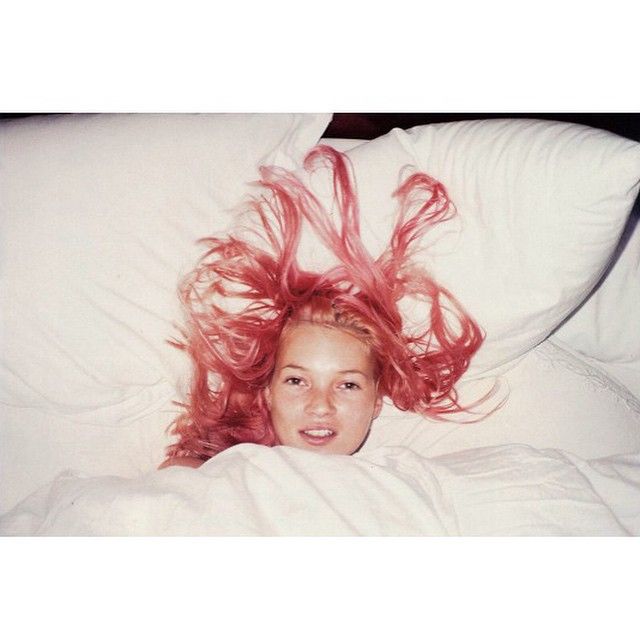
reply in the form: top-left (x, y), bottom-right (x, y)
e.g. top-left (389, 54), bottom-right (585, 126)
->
top-left (276, 322), bottom-right (374, 368)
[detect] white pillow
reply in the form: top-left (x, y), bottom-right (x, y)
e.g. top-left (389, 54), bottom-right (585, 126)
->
top-left (550, 213), bottom-right (640, 397)
top-left (323, 120), bottom-right (640, 379)
top-left (364, 340), bottom-right (640, 461)
top-left (0, 114), bottom-right (333, 513)
top-left (0, 113), bottom-right (331, 423)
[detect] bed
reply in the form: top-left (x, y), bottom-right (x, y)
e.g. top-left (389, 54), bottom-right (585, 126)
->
top-left (1, 112), bottom-right (639, 535)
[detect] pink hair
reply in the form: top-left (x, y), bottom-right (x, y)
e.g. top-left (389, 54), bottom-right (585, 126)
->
top-left (165, 145), bottom-right (484, 461)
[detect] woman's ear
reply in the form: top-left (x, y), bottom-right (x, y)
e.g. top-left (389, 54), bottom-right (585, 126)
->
top-left (263, 386), bottom-right (272, 410)
top-left (373, 394), bottom-right (383, 419)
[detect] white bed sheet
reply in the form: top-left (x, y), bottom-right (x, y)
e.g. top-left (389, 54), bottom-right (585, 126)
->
top-left (1, 441), bottom-right (638, 536)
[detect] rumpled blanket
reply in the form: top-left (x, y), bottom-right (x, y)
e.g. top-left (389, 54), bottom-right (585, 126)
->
top-left (1, 443), bottom-right (638, 535)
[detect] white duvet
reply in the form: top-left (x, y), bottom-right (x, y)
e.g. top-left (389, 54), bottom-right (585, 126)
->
top-left (2, 442), bottom-right (638, 536)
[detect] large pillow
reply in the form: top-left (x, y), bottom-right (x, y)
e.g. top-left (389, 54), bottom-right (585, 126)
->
top-left (312, 120), bottom-right (640, 380)
top-left (363, 339), bottom-right (640, 461)
top-left (0, 113), bottom-right (331, 422)
top-left (550, 212), bottom-right (640, 397)
top-left (0, 114), bottom-right (331, 513)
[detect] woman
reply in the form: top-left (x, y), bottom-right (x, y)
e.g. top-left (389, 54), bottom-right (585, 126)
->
top-left (160, 146), bottom-right (483, 468)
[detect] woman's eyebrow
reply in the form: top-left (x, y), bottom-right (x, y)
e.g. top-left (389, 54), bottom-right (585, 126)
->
top-left (281, 364), bottom-right (370, 378)
top-left (338, 369), bottom-right (368, 377)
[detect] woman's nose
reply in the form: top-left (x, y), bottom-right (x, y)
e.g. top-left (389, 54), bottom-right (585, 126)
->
top-left (305, 388), bottom-right (336, 416)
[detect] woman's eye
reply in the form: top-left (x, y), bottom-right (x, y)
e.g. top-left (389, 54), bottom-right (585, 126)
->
top-left (284, 377), bottom-right (304, 386)
top-left (340, 381), bottom-right (361, 391)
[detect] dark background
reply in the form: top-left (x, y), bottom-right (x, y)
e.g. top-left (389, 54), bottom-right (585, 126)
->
top-left (323, 112), bottom-right (640, 141)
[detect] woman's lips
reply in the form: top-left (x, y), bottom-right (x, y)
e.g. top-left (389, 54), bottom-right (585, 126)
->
top-left (299, 428), bottom-right (336, 446)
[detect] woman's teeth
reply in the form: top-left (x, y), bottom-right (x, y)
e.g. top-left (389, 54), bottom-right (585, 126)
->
top-left (303, 429), bottom-right (334, 437)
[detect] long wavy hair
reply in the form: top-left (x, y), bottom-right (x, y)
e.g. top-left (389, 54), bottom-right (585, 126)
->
top-left (164, 145), bottom-right (484, 461)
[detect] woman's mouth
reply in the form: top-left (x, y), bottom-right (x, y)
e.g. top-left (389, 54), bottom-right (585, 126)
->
top-left (299, 428), bottom-right (336, 446)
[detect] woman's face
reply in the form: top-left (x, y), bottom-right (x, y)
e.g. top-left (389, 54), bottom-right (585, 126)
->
top-left (265, 323), bottom-right (383, 455)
